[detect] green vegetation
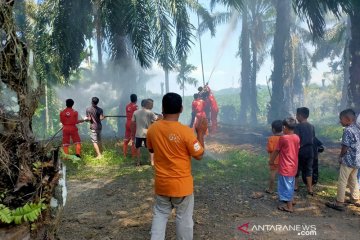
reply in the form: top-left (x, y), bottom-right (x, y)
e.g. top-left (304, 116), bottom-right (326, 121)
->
top-left (66, 141), bottom-right (339, 202)
top-left (65, 141), bottom-right (153, 180)
top-left (315, 124), bottom-right (343, 142)
top-left (0, 200), bottom-right (47, 225)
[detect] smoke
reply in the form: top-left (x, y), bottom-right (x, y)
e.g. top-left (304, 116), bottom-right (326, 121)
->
top-left (54, 61), bottom-right (158, 138)
top-left (208, 11), bottom-right (239, 83)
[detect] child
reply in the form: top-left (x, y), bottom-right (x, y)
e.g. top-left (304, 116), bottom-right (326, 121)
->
top-left (326, 109), bottom-right (360, 211)
top-left (266, 120), bottom-right (283, 194)
top-left (295, 107), bottom-right (315, 195)
top-left (60, 99), bottom-right (84, 158)
top-left (271, 117), bottom-right (300, 213)
top-left (147, 92), bottom-right (204, 240)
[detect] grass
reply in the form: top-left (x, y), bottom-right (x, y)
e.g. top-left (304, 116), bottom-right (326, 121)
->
top-left (64, 140), bottom-right (153, 180)
top-left (63, 140), bottom-right (340, 200)
top-left (315, 124), bottom-right (343, 142)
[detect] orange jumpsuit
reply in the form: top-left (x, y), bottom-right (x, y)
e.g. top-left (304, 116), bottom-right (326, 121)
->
top-left (123, 102), bottom-right (138, 157)
top-left (192, 98), bottom-right (207, 148)
top-left (60, 107), bottom-right (82, 155)
top-left (208, 93), bottom-right (219, 133)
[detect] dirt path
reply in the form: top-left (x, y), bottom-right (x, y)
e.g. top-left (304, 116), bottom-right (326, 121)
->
top-left (57, 127), bottom-right (360, 240)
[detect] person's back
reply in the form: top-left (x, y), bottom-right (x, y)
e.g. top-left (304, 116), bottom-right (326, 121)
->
top-left (148, 120), bottom-right (202, 196)
top-left (295, 121), bottom-right (315, 158)
top-left (133, 108), bottom-right (156, 138)
top-left (123, 94), bottom-right (138, 157)
top-left (60, 107), bottom-right (79, 131)
top-left (147, 93), bottom-right (204, 240)
top-left (272, 117), bottom-right (299, 213)
top-left (126, 102), bottom-right (138, 121)
top-left (86, 105), bottom-right (103, 130)
top-left (85, 97), bottom-right (105, 158)
top-left (295, 107), bottom-right (315, 194)
top-left (192, 97), bottom-right (206, 118)
top-left (278, 134), bottom-right (300, 176)
top-left (60, 99), bottom-right (82, 157)
top-left (266, 120), bottom-right (283, 193)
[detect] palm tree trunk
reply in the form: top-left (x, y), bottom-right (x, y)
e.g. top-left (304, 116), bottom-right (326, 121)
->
top-left (341, 35), bottom-right (350, 110)
top-left (249, 40), bottom-right (258, 124)
top-left (45, 81), bottom-right (50, 135)
top-left (94, 0), bottom-right (103, 68)
top-left (165, 69), bottom-right (170, 93)
top-left (239, 10), bottom-right (251, 124)
top-left (347, 8), bottom-right (360, 112)
top-left (267, 0), bottom-right (291, 123)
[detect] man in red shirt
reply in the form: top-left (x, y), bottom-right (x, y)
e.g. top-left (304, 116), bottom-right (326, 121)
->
top-left (123, 94), bottom-right (138, 157)
top-left (60, 99), bottom-right (84, 158)
top-left (191, 93), bottom-right (207, 148)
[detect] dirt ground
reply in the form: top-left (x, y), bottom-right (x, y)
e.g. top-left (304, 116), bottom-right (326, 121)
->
top-left (57, 125), bottom-right (360, 240)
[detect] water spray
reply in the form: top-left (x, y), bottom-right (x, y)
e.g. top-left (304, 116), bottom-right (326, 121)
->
top-left (207, 11), bottom-right (239, 84)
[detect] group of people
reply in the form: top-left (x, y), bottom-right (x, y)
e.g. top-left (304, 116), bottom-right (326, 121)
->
top-left (190, 84), bottom-right (219, 147)
top-left (60, 93), bottom-right (360, 239)
top-left (266, 107), bottom-right (360, 213)
top-left (123, 94), bottom-right (160, 166)
top-left (60, 97), bottom-right (105, 159)
top-left (60, 93), bottom-right (204, 239)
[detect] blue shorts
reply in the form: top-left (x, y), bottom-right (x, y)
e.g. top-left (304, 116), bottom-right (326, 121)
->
top-left (278, 175), bottom-right (295, 202)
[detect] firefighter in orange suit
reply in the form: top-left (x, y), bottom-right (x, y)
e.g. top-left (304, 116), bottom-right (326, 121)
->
top-left (191, 93), bottom-right (207, 148)
top-left (123, 94), bottom-right (138, 157)
top-left (60, 99), bottom-right (84, 158)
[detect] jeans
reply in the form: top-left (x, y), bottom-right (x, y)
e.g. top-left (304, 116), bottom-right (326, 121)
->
top-left (151, 194), bottom-right (194, 240)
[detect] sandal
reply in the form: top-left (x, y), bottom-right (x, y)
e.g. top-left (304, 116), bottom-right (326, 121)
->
top-left (277, 206), bottom-right (294, 213)
top-left (265, 189), bottom-right (274, 194)
top-left (325, 202), bottom-right (345, 211)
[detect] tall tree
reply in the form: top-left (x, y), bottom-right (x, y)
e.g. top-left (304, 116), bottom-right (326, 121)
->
top-left (205, 0), bottom-right (273, 124)
top-left (248, 0), bottom-right (274, 124)
top-left (176, 57), bottom-right (198, 99)
top-left (293, 0), bottom-right (360, 111)
top-left (311, 17), bottom-right (350, 110)
top-left (267, 0), bottom-right (291, 123)
top-left (238, 8), bottom-right (251, 123)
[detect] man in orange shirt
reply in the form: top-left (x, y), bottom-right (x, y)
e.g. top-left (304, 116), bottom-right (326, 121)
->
top-left (147, 92), bottom-right (204, 240)
top-left (60, 99), bottom-right (84, 158)
top-left (191, 93), bottom-right (207, 148)
top-left (123, 94), bottom-right (138, 157)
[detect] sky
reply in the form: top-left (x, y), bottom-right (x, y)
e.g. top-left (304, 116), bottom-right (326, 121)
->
top-left (144, 2), bottom-right (332, 96)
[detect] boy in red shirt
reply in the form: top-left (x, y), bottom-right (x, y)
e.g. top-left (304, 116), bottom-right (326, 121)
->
top-left (271, 117), bottom-right (300, 213)
top-left (123, 94), bottom-right (138, 157)
top-left (60, 99), bottom-right (84, 158)
top-left (147, 92), bottom-right (204, 240)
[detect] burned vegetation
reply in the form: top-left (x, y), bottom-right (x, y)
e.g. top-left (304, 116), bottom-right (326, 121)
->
top-left (1, 1), bottom-right (62, 238)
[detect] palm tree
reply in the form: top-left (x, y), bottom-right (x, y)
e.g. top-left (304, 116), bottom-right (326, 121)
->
top-left (293, 0), bottom-right (359, 112)
top-left (267, 0), bottom-right (291, 123)
top-left (311, 17), bottom-right (350, 110)
top-left (247, 0), bottom-right (274, 124)
top-left (52, 0), bottom-right (214, 92)
top-left (204, 0), bottom-right (273, 124)
top-left (175, 57), bottom-right (198, 99)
